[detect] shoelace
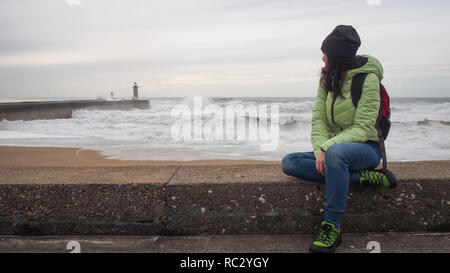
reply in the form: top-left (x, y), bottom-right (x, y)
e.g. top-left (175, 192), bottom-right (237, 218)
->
top-left (317, 225), bottom-right (339, 246)
top-left (361, 170), bottom-right (385, 186)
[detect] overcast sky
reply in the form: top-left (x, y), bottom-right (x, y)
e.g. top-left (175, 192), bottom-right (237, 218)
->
top-left (1, 0), bottom-right (449, 98)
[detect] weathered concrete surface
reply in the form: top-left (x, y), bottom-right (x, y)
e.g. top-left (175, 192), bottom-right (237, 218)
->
top-left (164, 162), bottom-right (450, 235)
top-left (0, 161), bottom-right (449, 235)
top-left (0, 232), bottom-right (448, 253)
top-left (0, 100), bottom-right (150, 121)
top-left (0, 166), bottom-right (177, 184)
top-left (0, 166), bottom-right (175, 235)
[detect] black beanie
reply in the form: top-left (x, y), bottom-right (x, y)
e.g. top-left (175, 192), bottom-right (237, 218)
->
top-left (321, 25), bottom-right (361, 64)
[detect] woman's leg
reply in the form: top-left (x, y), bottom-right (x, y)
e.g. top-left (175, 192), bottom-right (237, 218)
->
top-left (323, 142), bottom-right (381, 230)
top-left (282, 152), bottom-right (367, 184)
top-left (281, 152), bottom-right (325, 183)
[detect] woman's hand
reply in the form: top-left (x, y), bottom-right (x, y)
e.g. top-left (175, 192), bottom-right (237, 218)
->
top-left (316, 150), bottom-right (326, 176)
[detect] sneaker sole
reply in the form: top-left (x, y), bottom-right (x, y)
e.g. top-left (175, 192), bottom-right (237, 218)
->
top-left (308, 235), bottom-right (342, 253)
top-left (378, 169), bottom-right (397, 188)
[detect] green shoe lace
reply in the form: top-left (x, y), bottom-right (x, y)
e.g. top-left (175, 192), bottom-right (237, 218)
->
top-left (312, 222), bottom-right (341, 248)
top-left (359, 169), bottom-right (391, 188)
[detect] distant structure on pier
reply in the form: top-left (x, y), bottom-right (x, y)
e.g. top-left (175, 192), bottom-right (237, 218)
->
top-left (133, 82), bottom-right (139, 100)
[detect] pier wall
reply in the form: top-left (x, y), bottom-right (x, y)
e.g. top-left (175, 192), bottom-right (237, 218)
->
top-left (0, 100), bottom-right (150, 121)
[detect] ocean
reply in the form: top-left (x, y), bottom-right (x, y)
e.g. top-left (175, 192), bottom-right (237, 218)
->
top-left (0, 97), bottom-right (449, 162)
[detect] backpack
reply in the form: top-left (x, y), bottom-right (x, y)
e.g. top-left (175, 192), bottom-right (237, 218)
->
top-left (351, 73), bottom-right (391, 169)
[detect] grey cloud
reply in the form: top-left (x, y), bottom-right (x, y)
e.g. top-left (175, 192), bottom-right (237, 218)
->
top-left (0, 0), bottom-right (449, 98)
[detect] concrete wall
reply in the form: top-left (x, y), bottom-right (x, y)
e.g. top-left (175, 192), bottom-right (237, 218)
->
top-left (0, 161), bottom-right (449, 236)
top-left (0, 100), bottom-right (150, 121)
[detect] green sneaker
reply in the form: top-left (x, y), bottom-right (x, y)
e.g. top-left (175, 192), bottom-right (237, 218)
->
top-left (359, 168), bottom-right (397, 188)
top-left (309, 221), bottom-right (342, 253)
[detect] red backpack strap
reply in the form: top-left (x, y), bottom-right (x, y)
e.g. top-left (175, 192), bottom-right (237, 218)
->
top-left (376, 83), bottom-right (388, 170)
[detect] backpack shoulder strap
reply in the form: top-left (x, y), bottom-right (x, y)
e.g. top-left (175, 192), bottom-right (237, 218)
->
top-left (350, 73), bottom-right (368, 107)
top-left (351, 72), bottom-right (389, 170)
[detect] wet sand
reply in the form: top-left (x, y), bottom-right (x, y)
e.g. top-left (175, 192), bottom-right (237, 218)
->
top-left (0, 146), bottom-right (281, 167)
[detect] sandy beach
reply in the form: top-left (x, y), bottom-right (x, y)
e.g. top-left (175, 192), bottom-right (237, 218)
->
top-left (0, 146), bottom-right (281, 168)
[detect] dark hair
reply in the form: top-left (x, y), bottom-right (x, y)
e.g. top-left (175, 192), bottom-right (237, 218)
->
top-left (320, 56), bottom-right (353, 99)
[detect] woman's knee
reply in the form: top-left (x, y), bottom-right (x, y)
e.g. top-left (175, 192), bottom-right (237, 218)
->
top-left (325, 144), bottom-right (348, 168)
top-left (281, 153), bottom-right (296, 175)
top-left (281, 152), bottom-right (313, 175)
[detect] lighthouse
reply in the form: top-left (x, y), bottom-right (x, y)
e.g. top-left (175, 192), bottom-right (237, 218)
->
top-left (133, 82), bottom-right (139, 100)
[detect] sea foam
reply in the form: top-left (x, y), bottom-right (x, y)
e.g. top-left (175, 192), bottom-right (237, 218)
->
top-left (0, 97), bottom-right (449, 161)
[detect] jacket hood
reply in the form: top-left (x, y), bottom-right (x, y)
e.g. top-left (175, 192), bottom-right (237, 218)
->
top-left (347, 54), bottom-right (383, 81)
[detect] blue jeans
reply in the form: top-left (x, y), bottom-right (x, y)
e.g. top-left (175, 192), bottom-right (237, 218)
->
top-left (281, 142), bottom-right (381, 230)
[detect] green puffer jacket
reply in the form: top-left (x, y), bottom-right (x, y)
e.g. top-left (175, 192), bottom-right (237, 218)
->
top-left (311, 54), bottom-right (383, 158)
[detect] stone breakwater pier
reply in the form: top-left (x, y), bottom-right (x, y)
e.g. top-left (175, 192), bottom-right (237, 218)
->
top-left (0, 99), bottom-right (150, 121)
